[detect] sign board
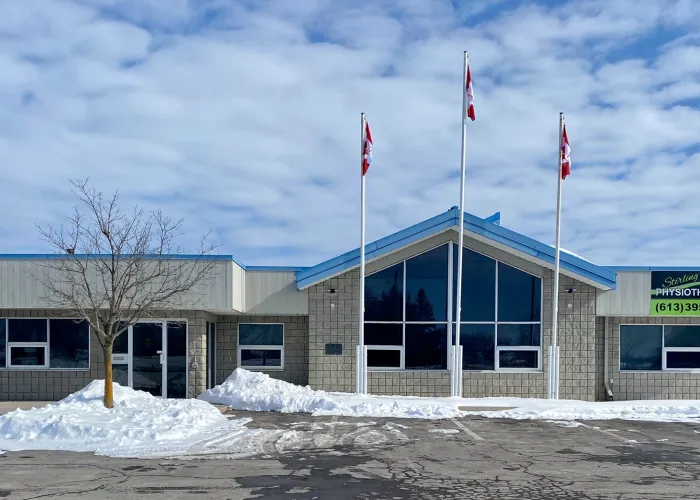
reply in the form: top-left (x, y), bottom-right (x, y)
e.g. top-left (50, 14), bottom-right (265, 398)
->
top-left (651, 271), bottom-right (700, 316)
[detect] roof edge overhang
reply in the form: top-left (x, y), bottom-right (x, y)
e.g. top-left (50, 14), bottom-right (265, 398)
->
top-left (295, 208), bottom-right (617, 291)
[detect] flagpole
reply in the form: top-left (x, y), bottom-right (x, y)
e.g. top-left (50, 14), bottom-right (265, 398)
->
top-left (358, 112), bottom-right (367, 395)
top-left (453, 51), bottom-right (469, 397)
top-left (548, 112), bottom-right (564, 400)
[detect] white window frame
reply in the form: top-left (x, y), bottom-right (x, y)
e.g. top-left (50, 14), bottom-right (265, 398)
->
top-left (366, 345), bottom-right (404, 370)
top-left (5, 318), bottom-right (49, 369)
top-left (237, 323), bottom-right (284, 371)
top-left (8, 344), bottom-right (49, 369)
top-left (662, 325), bottom-right (700, 373)
top-left (619, 323), bottom-right (700, 373)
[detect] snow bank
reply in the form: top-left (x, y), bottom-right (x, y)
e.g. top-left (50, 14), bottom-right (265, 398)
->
top-left (200, 369), bottom-right (700, 423)
top-left (467, 397), bottom-right (700, 423)
top-left (0, 380), bottom-right (263, 458)
top-left (198, 369), bottom-right (466, 419)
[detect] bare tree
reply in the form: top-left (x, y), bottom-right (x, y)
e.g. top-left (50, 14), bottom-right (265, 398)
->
top-left (36, 179), bottom-right (218, 408)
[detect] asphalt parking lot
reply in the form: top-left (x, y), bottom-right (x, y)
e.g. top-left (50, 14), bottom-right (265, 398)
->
top-left (2, 412), bottom-right (700, 499)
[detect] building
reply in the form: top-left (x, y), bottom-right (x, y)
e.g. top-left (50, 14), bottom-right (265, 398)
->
top-left (2, 206), bottom-right (700, 402)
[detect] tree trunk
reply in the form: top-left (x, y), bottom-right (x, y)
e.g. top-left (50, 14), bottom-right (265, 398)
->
top-left (103, 341), bottom-right (114, 409)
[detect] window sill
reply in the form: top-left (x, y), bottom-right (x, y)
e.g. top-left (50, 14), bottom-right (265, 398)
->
top-left (621, 370), bottom-right (700, 374)
top-left (240, 366), bottom-right (285, 372)
top-left (366, 369), bottom-right (543, 374)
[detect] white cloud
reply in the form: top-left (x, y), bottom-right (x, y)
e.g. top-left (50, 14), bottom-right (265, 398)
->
top-left (0, 0), bottom-right (699, 267)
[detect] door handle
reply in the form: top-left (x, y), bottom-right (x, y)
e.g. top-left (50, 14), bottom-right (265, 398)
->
top-left (157, 350), bottom-right (164, 365)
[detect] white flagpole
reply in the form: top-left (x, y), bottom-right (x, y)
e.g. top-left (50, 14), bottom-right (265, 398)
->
top-left (548, 112), bottom-right (564, 399)
top-left (358, 112), bottom-right (367, 395)
top-left (453, 51), bottom-right (469, 397)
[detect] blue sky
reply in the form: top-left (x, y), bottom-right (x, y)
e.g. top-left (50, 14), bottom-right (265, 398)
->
top-left (1, 0), bottom-right (700, 266)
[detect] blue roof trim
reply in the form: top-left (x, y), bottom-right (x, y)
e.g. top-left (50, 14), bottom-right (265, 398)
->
top-left (605, 266), bottom-right (700, 272)
top-left (295, 208), bottom-right (617, 290)
top-left (483, 212), bottom-right (501, 225)
top-left (295, 210), bottom-right (459, 289)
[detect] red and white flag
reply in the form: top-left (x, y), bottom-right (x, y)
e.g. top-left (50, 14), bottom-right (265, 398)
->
top-left (466, 65), bottom-right (475, 121)
top-left (561, 124), bottom-right (571, 179)
top-left (362, 120), bottom-right (373, 176)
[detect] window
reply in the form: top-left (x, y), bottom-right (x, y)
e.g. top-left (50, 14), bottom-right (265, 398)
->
top-left (620, 324), bottom-right (700, 372)
top-left (619, 325), bottom-right (662, 371)
top-left (405, 324), bottom-right (447, 370)
top-left (362, 243), bottom-right (543, 372)
top-left (365, 323), bottom-right (402, 369)
top-left (458, 324), bottom-right (495, 370)
top-left (0, 320), bottom-right (5, 368)
top-left (49, 319), bottom-right (89, 369)
top-left (1, 318), bottom-right (91, 370)
top-left (498, 263), bottom-right (541, 322)
top-left (167, 321), bottom-right (188, 398)
top-left (664, 325), bottom-right (700, 370)
top-left (406, 244), bottom-right (448, 321)
top-left (238, 324), bottom-right (284, 369)
top-left (453, 248), bottom-right (496, 322)
top-left (6, 319), bottom-right (48, 368)
top-left (364, 262), bottom-right (403, 321)
top-left (206, 321), bottom-right (217, 390)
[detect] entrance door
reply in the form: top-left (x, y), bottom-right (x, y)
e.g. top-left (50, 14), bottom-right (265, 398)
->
top-left (111, 322), bottom-right (167, 398)
top-left (132, 322), bottom-right (166, 397)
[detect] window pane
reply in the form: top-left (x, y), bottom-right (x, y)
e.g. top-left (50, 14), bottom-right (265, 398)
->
top-left (367, 349), bottom-right (401, 368)
top-left (664, 325), bottom-right (700, 348)
top-left (0, 319), bottom-right (5, 368)
top-left (498, 350), bottom-right (538, 369)
top-left (406, 245), bottom-right (448, 321)
top-left (239, 324), bottom-right (283, 346)
top-left (620, 325), bottom-right (662, 371)
top-left (113, 364), bottom-right (129, 386)
top-left (49, 319), bottom-right (90, 369)
top-left (453, 246), bottom-right (496, 322)
top-left (459, 324), bottom-right (495, 370)
top-left (666, 351), bottom-right (700, 369)
top-left (497, 324), bottom-right (541, 347)
top-left (10, 346), bottom-right (46, 366)
top-left (365, 263), bottom-right (403, 321)
top-left (365, 323), bottom-right (402, 346)
top-left (241, 349), bottom-right (282, 367)
top-left (167, 322), bottom-right (188, 398)
top-left (405, 324), bottom-right (447, 370)
top-left (113, 329), bottom-right (129, 354)
top-left (497, 263), bottom-right (542, 322)
top-left (8, 319), bottom-right (47, 343)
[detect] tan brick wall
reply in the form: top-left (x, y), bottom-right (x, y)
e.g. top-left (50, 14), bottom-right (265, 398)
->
top-left (307, 267), bottom-right (597, 400)
top-left (1, 309), bottom-right (210, 401)
top-left (215, 315), bottom-right (308, 386)
top-left (605, 316), bottom-right (700, 400)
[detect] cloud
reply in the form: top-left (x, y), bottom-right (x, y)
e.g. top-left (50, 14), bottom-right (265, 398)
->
top-left (0, 0), bottom-right (699, 267)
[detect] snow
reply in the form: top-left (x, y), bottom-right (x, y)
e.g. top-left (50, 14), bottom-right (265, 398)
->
top-left (197, 368), bottom-right (467, 419)
top-left (548, 245), bottom-right (591, 262)
top-left (0, 379), bottom-right (409, 458)
top-left (429, 428), bottom-right (460, 434)
top-left (0, 380), bottom-right (265, 458)
top-left (199, 369), bottom-right (700, 423)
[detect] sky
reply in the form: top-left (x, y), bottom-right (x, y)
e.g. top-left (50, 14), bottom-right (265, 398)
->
top-left (1, 0), bottom-right (700, 267)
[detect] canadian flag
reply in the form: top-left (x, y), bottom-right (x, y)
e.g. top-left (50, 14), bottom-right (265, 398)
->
top-left (561, 124), bottom-right (571, 180)
top-left (362, 121), bottom-right (373, 176)
top-left (466, 65), bottom-right (475, 121)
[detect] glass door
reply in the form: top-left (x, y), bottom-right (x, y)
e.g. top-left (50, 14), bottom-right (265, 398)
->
top-left (132, 322), bottom-right (166, 397)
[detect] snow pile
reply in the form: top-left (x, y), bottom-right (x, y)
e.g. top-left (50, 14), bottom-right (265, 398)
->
top-left (469, 397), bottom-right (700, 423)
top-left (198, 369), bottom-right (467, 419)
top-left (200, 369), bottom-right (700, 423)
top-left (0, 380), bottom-right (263, 458)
